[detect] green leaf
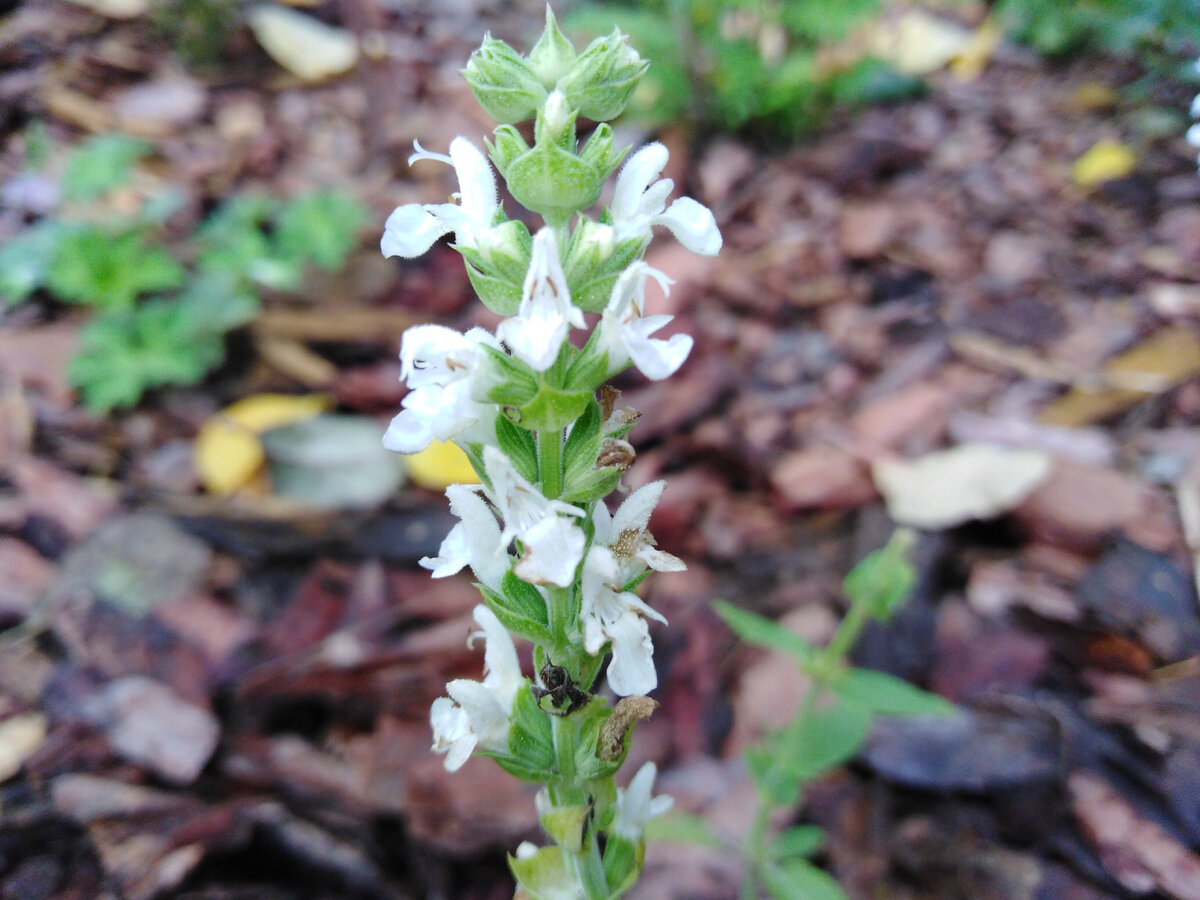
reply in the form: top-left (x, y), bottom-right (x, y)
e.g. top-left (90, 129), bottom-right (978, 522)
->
top-left (770, 825), bottom-right (825, 861)
top-left (842, 529), bottom-right (916, 622)
top-left (173, 269), bottom-right (261, 333)
top-left (762, 859), bottom-right (849, 900)
top-left (562, 395), bottom-right (601, 473)
top-left (746, 744), bottom-right (801, 807)
top-left (759, 700), bottom-right (870, 792)
top-left (831, 668), bottom-right (955, 717)
top-left (48, 226), bottom-right (185, 311)
top-left (515, 382), bottom-right (593, 432)
top-left (0, 220), bottom-right (67, 306)
top-left (274, 190), bottom-right (369, 270)
top-left (495, 414), bottom-right (539, 483)
top-left (62, 133), bottom-right (151, 201)
top-left (644, 812), bottom-right (723, 848)
top-left (561, 465), bottom-right (621, 505)
top-left (481, 345), bottom-right (540, 408)
top-left (712, 599), bottom-right (815, 665)
top-left (69, 299), bottom-right (223, 411)
top-left (782, 0), bottom-right (879, 41)
top-left (479, 582), bottom-right (553, 648)
top-left (505, 685), bottom-right (556, 779)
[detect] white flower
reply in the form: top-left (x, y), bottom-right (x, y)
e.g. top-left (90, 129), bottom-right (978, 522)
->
top-left (430, 605), bottom-right (524, 771)
top-left (382, 137), bottom-right (503, 258)
top-left (581, 545), bottom-right (666, 696)
top-left (612, 762), bottom-right (673, 841)
top-left (420, 484), bottom-right (509, 592)
top-left (497, 228), bottom-right (584, 372)
top-left (592, 481), bottom-right (686, 584)
top-left (484, 446), bottom-right (587, 586)
top-left (611, 142), bottom-right (722, 256)
top-left (600, 262), bottom-right (693, 380)
top-left (383, 324), bottom-right (498, 453)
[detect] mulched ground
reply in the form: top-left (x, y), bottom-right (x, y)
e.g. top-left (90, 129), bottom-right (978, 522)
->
top-left (2, 2), bottom-right (1200, 899)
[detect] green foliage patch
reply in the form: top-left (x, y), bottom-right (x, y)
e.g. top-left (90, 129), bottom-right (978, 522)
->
top-left (566, 0), bottom-right (924, 140)
top-left (0, 128), bottom-right (369, 412)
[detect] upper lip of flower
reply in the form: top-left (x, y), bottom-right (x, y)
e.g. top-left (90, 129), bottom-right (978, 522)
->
top-left (380, 137), bottom-right (500, 258)
top-left (611, 142), bottom-right (723, 257)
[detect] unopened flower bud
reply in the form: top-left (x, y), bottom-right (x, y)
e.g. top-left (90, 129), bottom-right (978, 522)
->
top-left (528, 6), bottom-right (576, 88)
top-left (557, 28), bottom-right (648, 122)
top-left (463, 35), bottom-right (547, 123)
top-left (540, 90), bottom-right (573, 143)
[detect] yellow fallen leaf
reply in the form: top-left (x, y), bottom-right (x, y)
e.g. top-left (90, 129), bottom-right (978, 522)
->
top-left (405, 440), bottom-right (480, 491)
top-left (950, 16), bottom-right (1002, 81)
top-left (248, 4), bottom-right (359, 82)
top-left (865, 10), bottom-right (972, 76)
top-left (1072, 82), bottom-right (1119, 113)
top-left (1072, 141), bottom-right (1136, 188)
top-left (1039, 327), bottom-right (1200, 427)
top-left (0, 713), bottom-right (47, 782)
top-left (195, 393), bottom-right (332, 494)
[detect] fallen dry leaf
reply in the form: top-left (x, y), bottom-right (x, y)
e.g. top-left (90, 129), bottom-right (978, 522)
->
top-left (194, 393), bottom-right (332, 495)
top-left (873, 443), bottom-right (1051, 530)
top-left (248, 4), bottom-right (359, 82)
top-left (1070, 771), bottom-right (1200, 900)
top-left (0, 712), bottom-right (47, 781)
top-left (1072, 140), bottom-right (1137, 188)
top-left (1039, 328), bottom-right (1200, 427)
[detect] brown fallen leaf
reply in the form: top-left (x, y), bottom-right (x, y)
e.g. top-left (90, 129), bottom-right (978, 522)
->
top-left (1070, 771), bottom-right (1200, 900)
top-left (1039, 328), bottom-right (1200, 427)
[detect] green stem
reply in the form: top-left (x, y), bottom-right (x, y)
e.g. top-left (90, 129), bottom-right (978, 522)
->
top-left (539, 427), bottom-right (563, 499)
top-left (549, 715), bottom-right (611, 899)
top-left (820, 586), bottom-right (874, 670)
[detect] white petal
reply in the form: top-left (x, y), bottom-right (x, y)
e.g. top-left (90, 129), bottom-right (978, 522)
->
top-left (446, 485), bottom-right (507, 591)
top-left (420, 522), bottom-right (471, 577)
top-left (382, 404), bottom-right (437, 453)
top-left (656, 196), bottom-right (722, 256)
top-left (1188, 122), bottom-right (1200, 149)
top-left (475, 604), bottom-right (523, 709)
top-left (1191, 92), bottom-right (1200, 119)
top-left (446, 678), bottom-right (510, 752)
top-left (638, 546), bottom-right (686, 573)
top-left (613, 762), bottom-right (672, 840)
top-left (613, 143), bottom-right (668, 221)
top-left (497, 308), bottom-right (570, 372)
top-left (430, 697), bottom-right (475, 771)
top-left (513, 515), bottom-right (585, 587)
top-left (624, 315), bottom-right (692, 381)
top-left (590, 496), bottom-right (615, 546)
top-left (448, 137), bottom-right (499, 242)
top-left (381, 204), bottom-right (454, 258)
top-left (398, 324), bottom-right (479, 387)
top-left (604, 611), bottom-right (657, 696)
top-left (611, 481), bottom-right (665, 536)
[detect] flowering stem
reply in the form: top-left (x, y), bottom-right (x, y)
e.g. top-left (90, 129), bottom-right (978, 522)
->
top-left (538, 427), bottom-right (563, 499)
top-left (550, 715), bottom-right (611, 900)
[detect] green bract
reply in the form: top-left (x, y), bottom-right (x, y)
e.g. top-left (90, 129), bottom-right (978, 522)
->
top-left (558, 28), bottom-right (648, 121)
top-left (464, 35), bottom-right (548, 123)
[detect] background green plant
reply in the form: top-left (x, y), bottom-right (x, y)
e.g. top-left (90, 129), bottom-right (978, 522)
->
top-left (653, 531), bottom-right (954, 900)
top-left (0, 130), bottom-right (369, 412)
top-left (995, 0), bottom-right (1200, 59)
top-left (565, 0), bottom-right (923, 141)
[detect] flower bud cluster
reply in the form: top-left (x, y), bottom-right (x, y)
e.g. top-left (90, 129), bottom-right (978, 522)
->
top-left (381, 9), bottom-right (718, 897)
